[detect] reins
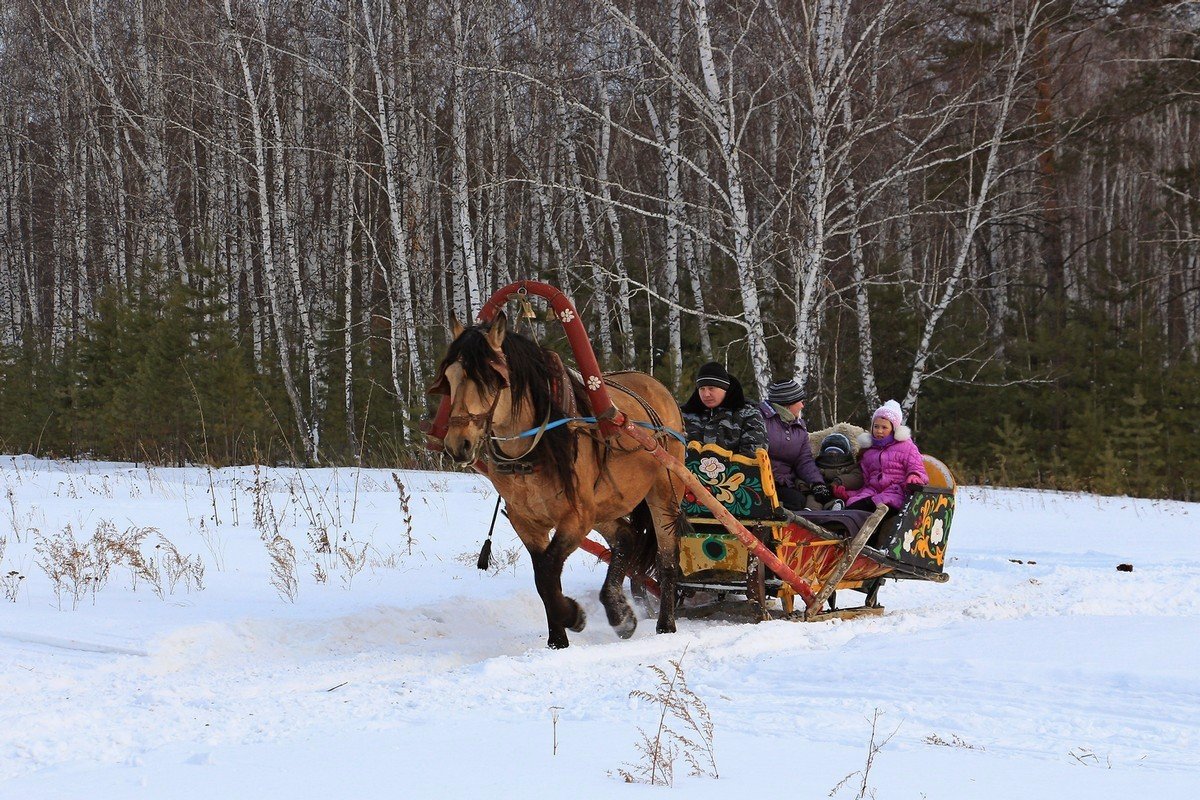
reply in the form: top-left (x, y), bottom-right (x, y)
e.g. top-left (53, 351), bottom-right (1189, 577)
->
top-left (495, 415), bottom-right (688, 447)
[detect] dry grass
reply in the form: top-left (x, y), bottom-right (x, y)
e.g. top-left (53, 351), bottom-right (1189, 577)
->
top-left (1, 569), bottom-right (23, 602)
top-left (33, 521), bottom-right (204, 606)
top-left (392, 473), bottom-right (416, 555)
top-left (266, 534), bottom-right (299, 603)
top-left (33, 524), bottom-right (93, 609)
top-left (617, 646), bottom-right (717, 786)
top-left (829, 709), bottom-right (898, 799)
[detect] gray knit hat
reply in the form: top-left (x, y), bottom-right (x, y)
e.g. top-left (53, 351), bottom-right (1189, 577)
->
top-left (766, 378), bottom-right (805, 405)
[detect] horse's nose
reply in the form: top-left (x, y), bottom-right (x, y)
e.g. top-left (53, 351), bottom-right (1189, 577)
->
top-left (447, 438), bottom-right (472, 464)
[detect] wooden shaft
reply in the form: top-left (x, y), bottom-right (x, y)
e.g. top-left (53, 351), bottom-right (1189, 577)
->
top-left (804, 504), bottom-right (889, 616)
top-left (576, 537), bottom-right (662, 598)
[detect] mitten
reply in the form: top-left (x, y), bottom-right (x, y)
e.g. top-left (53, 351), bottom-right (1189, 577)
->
top-left (811, 483), bottom-right (832, 503)
top-left (832, 484), bottom-right (849, 501)
top-left (903, 478), bottom-right (923, 497)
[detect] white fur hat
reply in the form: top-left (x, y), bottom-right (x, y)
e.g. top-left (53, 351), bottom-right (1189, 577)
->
top-left (857, 399), bottom-right (910, 446)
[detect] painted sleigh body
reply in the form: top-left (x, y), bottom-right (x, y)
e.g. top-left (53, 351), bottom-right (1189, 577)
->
top-left (676, 442), bottom-right (954, 618)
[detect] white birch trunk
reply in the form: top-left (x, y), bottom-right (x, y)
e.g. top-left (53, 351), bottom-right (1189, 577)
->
top-left (223, 0), bottom-right (315, 460)
top-left (360, 0), bottom-right (424, 404)
top-left (792, 0), bottom-right (848, 386)
top-left (133, 0), bottom-right (186, 279)
top-left (451, 0), bottom-right (481, 317)
top-left (255, 2), bottom-right (322, 457)
top-left (901, 2), bottom-right (1042, 412)
top-left (690, 0), bottom-right (770, 391)
top-left (596, 77), bottom-right (634, 365)
top-left (557, 92), bottom-right (614, 365)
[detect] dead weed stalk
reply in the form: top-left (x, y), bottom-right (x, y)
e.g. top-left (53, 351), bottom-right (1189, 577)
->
top-left (829, 709), bottom-right (898, 799)
top-left (617, 645), bottom-right (718, 786)
top-left (266, 534), bottom-right (299, 602)
top-left (391, 473), bottom-right (416, 555)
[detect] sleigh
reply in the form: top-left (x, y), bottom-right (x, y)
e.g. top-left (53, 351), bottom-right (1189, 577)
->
top-left (676, 442), bottom-right (954, 620)
top-left (426, 279), bottom-right (955, 627)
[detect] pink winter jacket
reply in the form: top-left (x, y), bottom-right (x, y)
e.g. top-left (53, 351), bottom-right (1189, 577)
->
top-left (847, 437), bottom-right (929, 510)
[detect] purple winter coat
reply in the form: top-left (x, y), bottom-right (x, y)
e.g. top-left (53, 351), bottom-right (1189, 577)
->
top-left (759, 402), bottom-right (825, 490)
top-left (847, 436), bottom-right (929, 510)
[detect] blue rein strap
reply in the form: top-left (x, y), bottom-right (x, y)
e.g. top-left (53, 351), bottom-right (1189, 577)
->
top-left (497, 417), bottom-right (688, 447)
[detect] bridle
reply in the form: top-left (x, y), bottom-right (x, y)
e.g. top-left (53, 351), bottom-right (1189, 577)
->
top-left (440, 350), bottom-right (550, 468)
top-left (447, 383), bottom-right (505, 433)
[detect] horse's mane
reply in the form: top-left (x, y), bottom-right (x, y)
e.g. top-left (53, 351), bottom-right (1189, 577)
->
top-left (440, 321), bottom-right (584, 502)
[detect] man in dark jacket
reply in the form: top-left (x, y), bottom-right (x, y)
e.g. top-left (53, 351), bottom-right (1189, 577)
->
top-left (680, 362), bottom-right (767, 458)
top-left (758, 378), bottom-right (831, 511)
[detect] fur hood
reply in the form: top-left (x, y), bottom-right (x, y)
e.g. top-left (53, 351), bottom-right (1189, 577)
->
top-left (856, 424), bottom-right (911, 449)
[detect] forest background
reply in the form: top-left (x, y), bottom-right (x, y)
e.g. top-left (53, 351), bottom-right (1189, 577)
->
top-left (1, 0), bottom-right (1198, 499)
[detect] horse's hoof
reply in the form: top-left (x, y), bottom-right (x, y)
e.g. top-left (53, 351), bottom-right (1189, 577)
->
top-left (568, 604), bottom-right (587, 633)
top-left (548, 637), bottom-right (570, 650)
top-left (613, 612), bottom-right (637, 640)
top-left (655, 620), bottom-right (677, 634)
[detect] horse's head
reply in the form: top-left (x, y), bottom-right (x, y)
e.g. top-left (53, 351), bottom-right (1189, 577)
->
top-left (429, 312), bottom-right (513, 465)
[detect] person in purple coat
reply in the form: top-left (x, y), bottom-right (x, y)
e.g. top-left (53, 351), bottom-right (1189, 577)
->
top-left (758, 379), bottom-right (831, 511)
top-left (846, 400), bottom-right (929, 517)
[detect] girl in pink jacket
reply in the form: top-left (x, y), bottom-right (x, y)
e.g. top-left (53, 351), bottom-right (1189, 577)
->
top-left (846, 400), bottom-right (928, 512)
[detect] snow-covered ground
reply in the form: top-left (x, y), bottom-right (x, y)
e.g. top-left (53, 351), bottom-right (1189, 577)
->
top-left (0, 455), bottom-right (1196, 798)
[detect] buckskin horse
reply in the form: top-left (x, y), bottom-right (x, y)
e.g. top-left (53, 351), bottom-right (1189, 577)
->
top-left (430, 312), bottom-right (686, 649)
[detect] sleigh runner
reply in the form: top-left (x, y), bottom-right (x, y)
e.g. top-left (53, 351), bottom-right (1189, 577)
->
top-left (425, 281), bottom-right (954, 644)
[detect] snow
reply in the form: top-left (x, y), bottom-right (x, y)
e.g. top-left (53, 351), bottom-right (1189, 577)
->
top-left (1, 455), bottom-right (1196, 798)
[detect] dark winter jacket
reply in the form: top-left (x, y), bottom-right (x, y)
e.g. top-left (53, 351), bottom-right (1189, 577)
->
top-left (680, 376), bottom-right (768, 457)
top-left (758, 401), bottom-right (825, 490)
top-left (815, 451), bottom-right (864, 492)
top-left (847, 432), bottom-right (929, 510)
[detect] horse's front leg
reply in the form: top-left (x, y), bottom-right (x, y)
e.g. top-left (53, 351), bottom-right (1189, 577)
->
top-left (522, 525), bottom-right (588, 649)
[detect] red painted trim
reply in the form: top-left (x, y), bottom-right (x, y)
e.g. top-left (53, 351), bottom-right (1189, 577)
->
top-left (577, 537), bottom-right (661, 598)
top-left (426, 280), bottom-right (615, 447)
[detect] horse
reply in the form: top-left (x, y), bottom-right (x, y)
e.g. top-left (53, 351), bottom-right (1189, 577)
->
top-left (430, 311), bottom-right (686, 649)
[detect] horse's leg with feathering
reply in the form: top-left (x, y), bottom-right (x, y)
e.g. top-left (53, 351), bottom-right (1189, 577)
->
top-left (516, 518), bottom-right (588, 649)
top-left (593, 518), bottom-right (640, 639)
top-left (646, 488), bottom-right (686, 635)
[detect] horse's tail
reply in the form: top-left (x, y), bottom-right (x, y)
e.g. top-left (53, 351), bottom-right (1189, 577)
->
top-left (626, 500), bottom-right (692, 582)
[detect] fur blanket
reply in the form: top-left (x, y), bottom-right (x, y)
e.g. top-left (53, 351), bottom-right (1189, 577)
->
top-left (807, 422), bottom-right (867, 459)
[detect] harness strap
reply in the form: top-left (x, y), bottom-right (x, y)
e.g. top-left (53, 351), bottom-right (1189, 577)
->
top-left (496, 416), bottom-right (688, 447)
top-left (487, 400), bottom-right (553, 464)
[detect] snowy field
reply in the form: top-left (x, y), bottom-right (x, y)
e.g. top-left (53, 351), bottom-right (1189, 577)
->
top-left (0, 455), bottom-right (1196, 799)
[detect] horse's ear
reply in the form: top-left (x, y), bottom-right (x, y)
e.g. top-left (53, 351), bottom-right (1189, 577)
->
top-left (486, 311), bottom-right (508, 350)
top-left (450, 313), bottom-right (465, 340)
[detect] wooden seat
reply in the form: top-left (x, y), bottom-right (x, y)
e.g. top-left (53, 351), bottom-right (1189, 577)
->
top-left (680, 442), bottom-right (780, 520)
top-left (922, 455), bottom-right (957, 490)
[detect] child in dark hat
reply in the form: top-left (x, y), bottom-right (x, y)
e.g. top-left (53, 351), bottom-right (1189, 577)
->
top-left (680, 362), bottom-right (767, 458)
top-left (814, 432), bottom-right (863, 511)
top-left (757, 378), bottom-right (831, 511)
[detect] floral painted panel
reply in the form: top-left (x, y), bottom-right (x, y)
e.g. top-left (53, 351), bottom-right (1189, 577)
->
top-left (886, 489), bottom-right (955, 572)
top-left (681, 443), bottom-right (773, 519)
